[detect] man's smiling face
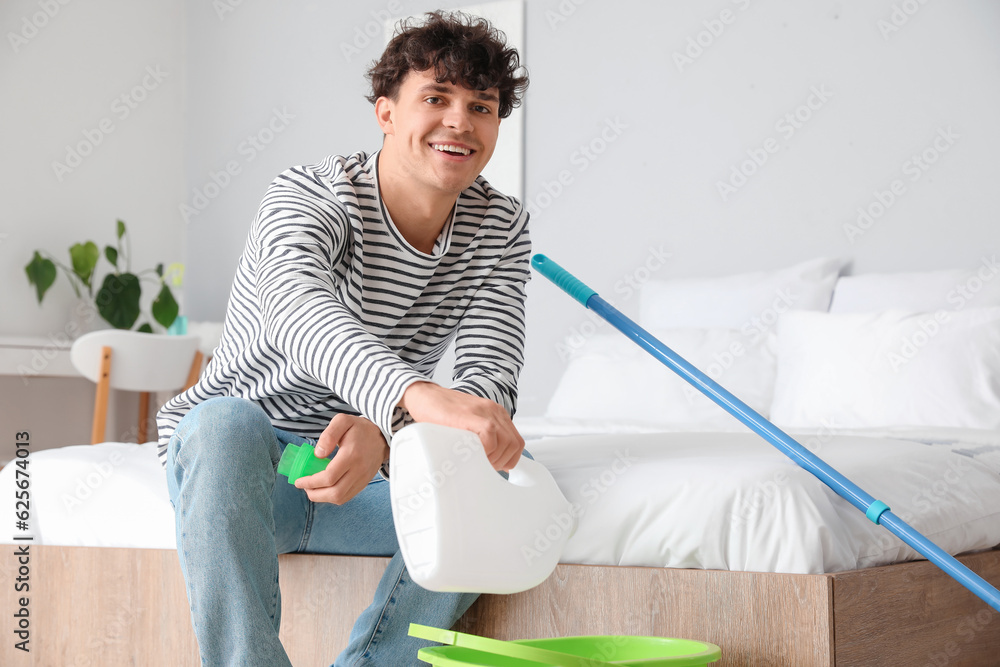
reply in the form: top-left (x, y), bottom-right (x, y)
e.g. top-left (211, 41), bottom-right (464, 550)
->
top-left (377, 68), bottom-right (501, 197)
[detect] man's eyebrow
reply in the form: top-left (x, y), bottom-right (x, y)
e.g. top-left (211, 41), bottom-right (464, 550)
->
top-left (416, 83), bottom-right (499, 103)
top-left (416, 84), bottom-right (452, 95)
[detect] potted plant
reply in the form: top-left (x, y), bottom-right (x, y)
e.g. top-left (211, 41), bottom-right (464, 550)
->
top-left (24, 219), bottom-right (183, 333)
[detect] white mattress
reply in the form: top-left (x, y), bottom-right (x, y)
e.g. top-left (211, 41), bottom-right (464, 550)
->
top-left (2, 424), bottom-right (999, 575)
top-left (0, 442), bottom-right (176, 550)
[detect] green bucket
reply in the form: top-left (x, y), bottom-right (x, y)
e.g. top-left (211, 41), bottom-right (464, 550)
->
top-left (411, 624), bottom-right (721, 666)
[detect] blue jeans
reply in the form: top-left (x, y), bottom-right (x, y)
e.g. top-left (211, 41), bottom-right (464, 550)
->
top-left (165, 396), bottom-right (479, 666)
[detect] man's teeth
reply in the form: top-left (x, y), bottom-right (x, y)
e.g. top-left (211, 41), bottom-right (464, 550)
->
top-left (431, 143), bottom-right (471, 155)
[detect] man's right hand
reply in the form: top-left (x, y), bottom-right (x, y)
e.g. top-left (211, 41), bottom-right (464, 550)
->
top-left (399, 381), bottom-right (524, 471)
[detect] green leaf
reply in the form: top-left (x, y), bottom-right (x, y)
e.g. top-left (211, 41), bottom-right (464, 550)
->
top-left (117, 219), bottom-right (126, 239)
top-left (105, 245), bottom-right (118, 269)
top-left (156, 262), bottom-right (164, 277)
top-left (69, 242), bottom-right (99, 288)
top-left (151, 284), bottom-right (179, 329)
top-left (96, 272), bottom-right (141, 329)
top-left (24, 252), bottom-right (57, 303)
top-left (136, 322), bottom-right (153, 333)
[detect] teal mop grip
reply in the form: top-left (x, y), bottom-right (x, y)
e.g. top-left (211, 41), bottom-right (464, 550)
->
top-left (866, 500), bottom-right (890, 524)
top-left (277, 443), bottom-right (330, 484)
top-left (531, 254), bottom-right (597, 307)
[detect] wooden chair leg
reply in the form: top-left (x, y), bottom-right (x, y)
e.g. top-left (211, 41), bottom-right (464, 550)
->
top-left (91, 346), bottom-right (112, 445)
top-left (138, 392), bottom-right (149, 444)
top-left (183, 351), bottom-right (204, 391)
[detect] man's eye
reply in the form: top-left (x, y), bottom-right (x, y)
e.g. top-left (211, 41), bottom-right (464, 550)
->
top-left (474, 105), bottom-right (492, 114)
top-left (426, 97), bottom-right (441, 104)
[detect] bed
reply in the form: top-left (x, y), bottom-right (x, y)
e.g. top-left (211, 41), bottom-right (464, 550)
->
top-left (2, 258), bottom-right (999, 666)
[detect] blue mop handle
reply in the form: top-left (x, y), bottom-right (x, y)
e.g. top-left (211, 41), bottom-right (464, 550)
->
top-left (532, 254), bottom-right (1000, 613)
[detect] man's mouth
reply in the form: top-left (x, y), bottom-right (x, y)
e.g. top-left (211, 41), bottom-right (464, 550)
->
top-left (430, 143), bottom-right (475, 156)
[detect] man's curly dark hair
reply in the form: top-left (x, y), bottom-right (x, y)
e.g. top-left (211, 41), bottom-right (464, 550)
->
top-left (366, 10), bottom-right (528, 119)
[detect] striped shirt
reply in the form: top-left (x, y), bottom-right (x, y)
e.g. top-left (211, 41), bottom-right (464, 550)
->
top-left (156, 151), bottom-right (531, 467)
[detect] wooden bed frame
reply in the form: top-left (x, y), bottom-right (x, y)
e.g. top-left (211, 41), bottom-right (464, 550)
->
top-left (1, 545), bottom-right (996, 666)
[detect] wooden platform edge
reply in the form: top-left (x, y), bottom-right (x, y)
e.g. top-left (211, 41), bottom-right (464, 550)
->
top-left (2, 545), bottom-right (996, 666)
top-left (831, 549), bottom-right (1000, 667)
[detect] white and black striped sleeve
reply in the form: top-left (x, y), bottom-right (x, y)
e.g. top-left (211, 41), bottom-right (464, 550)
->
top-left (448, 202), bottom-right (531, 415)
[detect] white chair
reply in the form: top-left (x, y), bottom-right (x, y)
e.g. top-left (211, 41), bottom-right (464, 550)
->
top-left (70, 330), bottom-right (203, 444)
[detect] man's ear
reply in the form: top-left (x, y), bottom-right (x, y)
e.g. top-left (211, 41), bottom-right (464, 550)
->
top-left (375, 96), bottom-right (394, 136)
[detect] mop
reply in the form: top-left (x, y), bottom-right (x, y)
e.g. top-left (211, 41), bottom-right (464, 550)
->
top-left (532, 253), bottom-right (1000, 614)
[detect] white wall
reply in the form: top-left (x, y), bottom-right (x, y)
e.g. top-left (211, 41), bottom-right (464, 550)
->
top-left (179, 1), bottom-right (385, 318)
top-left (1, 0), bottom-right (187, 448)
top-left (519, 0), bottom-right (1000, 413)
top-left (0, 0), bottom-right (186, 337)
top-left (4, 0), bottom-right (999, 421)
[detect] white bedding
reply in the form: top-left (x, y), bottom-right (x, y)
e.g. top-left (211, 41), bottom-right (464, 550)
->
top-left (0, 442), bottom-right (177, 550)
top-left (521, 420), bottom-right (1000, 574)
top-left (2, 423), bottom-right (998, 575)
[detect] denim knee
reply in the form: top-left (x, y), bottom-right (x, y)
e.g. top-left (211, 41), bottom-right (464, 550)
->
top-left (187, 395), bottom-right (270, 426)
top-left (172, 396), bottom-right (279, 474)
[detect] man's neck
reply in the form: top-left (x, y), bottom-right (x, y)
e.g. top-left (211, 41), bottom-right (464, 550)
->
top-left (377, 151), bottom-right (458, 255)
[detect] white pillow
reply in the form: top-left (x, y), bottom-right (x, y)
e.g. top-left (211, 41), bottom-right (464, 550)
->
top-left (830, 263), bottom-right (1000, 313)
top-left (770, 308), bottom-right (1000, 429)
top-left (546, 328), bottom-right (777, 428)
top-left (640, 257), bottom-right (845, 330)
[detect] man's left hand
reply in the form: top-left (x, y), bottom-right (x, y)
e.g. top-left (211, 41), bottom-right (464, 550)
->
top-left (294, 414), bottom-right (388, 505)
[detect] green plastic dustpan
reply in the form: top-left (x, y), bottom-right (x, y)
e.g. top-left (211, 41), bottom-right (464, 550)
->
top-left (410, 624), bottom-right (721, 666)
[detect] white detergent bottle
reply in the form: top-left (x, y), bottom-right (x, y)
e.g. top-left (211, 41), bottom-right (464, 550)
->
top-left (389, 423), bottom-right (576, 594)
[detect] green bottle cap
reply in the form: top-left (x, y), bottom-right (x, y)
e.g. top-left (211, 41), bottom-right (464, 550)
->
top-left (276, 443), bottom-right (330, 484)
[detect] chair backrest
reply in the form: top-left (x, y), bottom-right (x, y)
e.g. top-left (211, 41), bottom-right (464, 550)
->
top-left (71, 330), bottom-right (201, 392)
top-left (186, 320), bottom-right (224, 356)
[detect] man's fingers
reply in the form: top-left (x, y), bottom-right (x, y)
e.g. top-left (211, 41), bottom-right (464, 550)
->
top-left (294, 445), bottom-right (357, 490)
top-left (302, 478), bottom-right (365, 505)
top-left (316, 414), bottom-right (354, 457)
top-left (475, 421), bottom-right (499, 460)
top-left (494, 441), bottom-right (523, 471)
top-left (501, 446), bottom-right (522, 472)
top-left (293, 460), bottom-right (344, 491)
top-left (294, 458), bottom-right (361, 505)
top-left (483, 427), bottom-right (524, 470)
top-left (491, 421), bottom-right (524, 470)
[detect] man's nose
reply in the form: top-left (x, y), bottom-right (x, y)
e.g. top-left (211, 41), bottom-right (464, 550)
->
top-left (442, 106), bottom-right (474, 133)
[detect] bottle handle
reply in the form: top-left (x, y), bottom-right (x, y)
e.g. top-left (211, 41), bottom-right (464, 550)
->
top-left (505, 455), bottom-right (550, 488)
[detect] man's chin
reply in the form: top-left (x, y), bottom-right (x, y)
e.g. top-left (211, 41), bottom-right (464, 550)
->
top-left (431, 167), bottom-right (482, 194)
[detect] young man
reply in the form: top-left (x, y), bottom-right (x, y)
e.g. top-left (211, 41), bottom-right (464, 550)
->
top-left (156, 11), bottom-right (530, 666)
